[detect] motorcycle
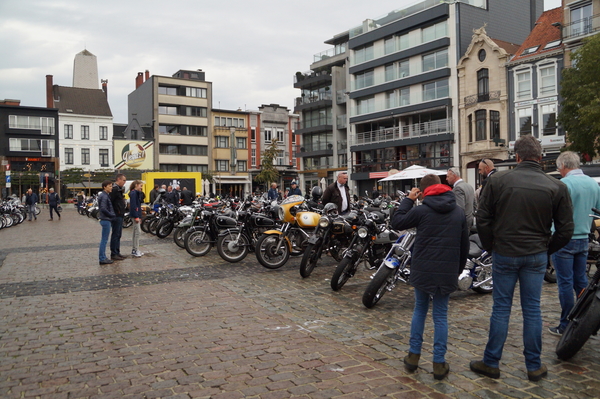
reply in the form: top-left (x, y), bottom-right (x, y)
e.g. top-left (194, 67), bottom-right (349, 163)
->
top-left (156, 205), bottom-right (193, 239)
top-left (556, 208), bottom-right (600, 360)
top-left (255, 195), bottom-right (320, 269)
top-left (216, 199), bottom-right (278, 263)
top-left (331, 207), bottom-right (397, 291)
top-left (184, 207), bottom-right (237, 257)
top-left (299, 202), bottom-right (353, 278)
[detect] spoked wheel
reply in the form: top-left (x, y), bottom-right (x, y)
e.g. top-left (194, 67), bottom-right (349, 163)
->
top-left (141, 215), bottom-right (154, 233)
top-left (299, 242), bottom-right (322, 278)
top-left (148, 218), bottom-right (161, 235)
top-left (472, 256), bottom-right (494, 294)
top-left (184, 229), bottom-right (212, 257)
top-left (556, 294), bottom-right (600, 360)
top-left (217, 232), bottom-right (250, 263)
top-left (362, 266), bottom-right (395, 308)
top-left (256, 234), bottom-right (290, 269)
top-left (545, 255), bottom-right (557, 283)
top-left (331, 256), bottom-right (356, 291)
top-left (156, 220), bottom-right (174, 239)
top-left (123, 216), bottom-right (133, 228)
top-left (173, 227), bottom-right (186, 248)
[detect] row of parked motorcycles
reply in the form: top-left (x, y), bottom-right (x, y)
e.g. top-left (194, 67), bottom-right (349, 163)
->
top-left (138, 188), bottom-right (494, 309)
top-left (77, 195), bottom-right (133, 228)
top-left (0, 196), bottom-right (33, 230)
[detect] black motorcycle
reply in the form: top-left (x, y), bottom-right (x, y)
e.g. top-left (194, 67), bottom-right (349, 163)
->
top-left (184, 208), bottom-right (237, 257)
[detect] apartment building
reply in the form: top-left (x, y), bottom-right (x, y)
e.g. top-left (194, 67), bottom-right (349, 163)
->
top-left (343, 0), bottom-right (543, 193)
top-left (0, 99), bottom-right (59, 196)
top-left (457, 27), bottom-right (520, 184)
top-left (248, 104), bottom-right (300, 194)
top-left (128, 69), bottom-right (211, 173)
top-left (558, 0), bottom-right (600, 67)
top-left (211, 109), bottom-right (251, 197)
top-left (507, 7), bottom-right (565, 168)
top-left (293, 31), bottom-right (349, 194)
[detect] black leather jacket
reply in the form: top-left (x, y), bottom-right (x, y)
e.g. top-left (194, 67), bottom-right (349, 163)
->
top-left (477, 161), bottom-right (574, 256)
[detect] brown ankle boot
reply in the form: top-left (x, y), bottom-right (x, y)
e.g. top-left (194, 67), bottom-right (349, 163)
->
top-left (403, 352), bottom-right (420, 371)
top-left (433, 362), bottom-right (450, 380)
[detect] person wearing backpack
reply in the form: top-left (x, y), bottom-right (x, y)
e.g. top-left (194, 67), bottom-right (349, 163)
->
top-left (48, 188), bottom-right (61, 221)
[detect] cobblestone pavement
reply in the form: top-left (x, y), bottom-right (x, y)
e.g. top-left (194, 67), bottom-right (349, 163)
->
top-left (0, 207), bottom-right (598, 398)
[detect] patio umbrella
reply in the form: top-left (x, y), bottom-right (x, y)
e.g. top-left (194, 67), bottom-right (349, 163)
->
top-left (378, 165), bottom-right (446, 182)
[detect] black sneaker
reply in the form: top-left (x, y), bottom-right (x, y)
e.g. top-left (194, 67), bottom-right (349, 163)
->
top-left (548, 326), bottom-right (563, 336)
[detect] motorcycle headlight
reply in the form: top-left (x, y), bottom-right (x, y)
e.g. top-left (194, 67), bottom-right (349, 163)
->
top-left (277, 206), bottom-right (285, 221)
top-left (319, 217), bottom-right (330, 228)
top-left (358, 227), bottom-right (368, 238)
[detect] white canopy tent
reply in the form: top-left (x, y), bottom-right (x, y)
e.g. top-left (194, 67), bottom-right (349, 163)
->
top-left (378, 165), bottom-right (446, 182)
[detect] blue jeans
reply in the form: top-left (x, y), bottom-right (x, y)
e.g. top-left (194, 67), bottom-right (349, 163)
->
top-left (27, 204), bottom-right (37, 220)
top-left (409, 288), bottom-right (450, 363)
top-left (99, 220), bottom-right (111, 261)
top-left (110, 216), bottom-right (124, 257)
top-left (483, 251), bottom-right (546, 371)
top-left (552, 239), bottom-right (589, 331)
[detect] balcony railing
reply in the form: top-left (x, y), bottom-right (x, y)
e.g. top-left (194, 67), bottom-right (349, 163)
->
top-left (295, 91), bottom-right (333, 107)
top-left (294, 69), bottom-right (331, 84)
top-left (294, 142), bottom-right (334, 154)
top-left (337, 115), bottom-right (347, 129)
top-left (352, 157), bottom-right (452, 174)
top-left (563, 14), bottom-right (600, 41)
top-left (464, 90), bottom-right (501, 107)
top-left (350, 119), bottom-right (453, 147)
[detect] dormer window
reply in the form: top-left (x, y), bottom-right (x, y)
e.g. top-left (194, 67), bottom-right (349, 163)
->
top-left (522, 46), bottom-right (539, 55)
top-left (544, 40), bottom-right (561, 50)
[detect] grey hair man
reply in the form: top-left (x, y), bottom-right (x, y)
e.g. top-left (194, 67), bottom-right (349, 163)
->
top-left (322, 171), bottom-right (350, 214)
top-left (549, 151), bottom-right (600, 335)
top-left (446, 167), bottom-right (476, 228)
top-left (471, 135), bottom-right (573, 382)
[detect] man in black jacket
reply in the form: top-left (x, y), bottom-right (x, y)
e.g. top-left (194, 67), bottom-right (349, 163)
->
top-left (392, 174), bottom-right (469, 380)
top-left (180, 187), bottom-right (194, 205)
top-left (322, 171), bottom-right (350, 214)
top-left (109, 173), bottom-right (127, 260)
top-left (470, 135), bottom-right (574, 382)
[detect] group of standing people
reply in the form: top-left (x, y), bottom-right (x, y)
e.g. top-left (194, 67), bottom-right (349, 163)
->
top-left (390, 134), bottom-right (600, 382)
top-left (98, 174), bottom-right (145, 265)
top-left (23, 187), bottom-right (61, 221)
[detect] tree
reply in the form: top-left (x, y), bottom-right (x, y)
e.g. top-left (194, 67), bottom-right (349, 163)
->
top-left (558, 34), bottom-right (600, 158)
top-left (61, 167), bottom-right (84, 188)
top-left (254, 141), bottom-right (280, 188)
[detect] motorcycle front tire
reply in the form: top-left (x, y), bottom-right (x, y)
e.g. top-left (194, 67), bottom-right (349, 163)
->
top-left (123, 216), bottom-right (133, 229)
top-left (173, 227), bottom-right (186, 248)
top-left (217, 232), bottom-right (250, 263)
top-left (156, 220), bottom-right (174, 239)
top-left (300, 241), bottom-right (322, 278)
top-left (256, 234), bottom-right (290, 269)
top-left (556, 293), bottom-right (600, 360)
top-left (141, 215), bottom-right (153, 233)
top-left (544, 255), bottom-right (557, 283)
top-left (362, 266), bottom-right (395, 308)
top-left (472, 256), bottom-right (494, 294)
top-left (331, 256), bottom-right (356, 291)
top-left (184, 229), bottom-right (212, 257)
top-left (148, 218), bottom-right (161, 235)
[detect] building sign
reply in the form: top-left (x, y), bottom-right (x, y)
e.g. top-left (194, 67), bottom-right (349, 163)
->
top-left (508, 135), bottom-right (565, 150)
top-left (114, 140), bottom-right (154, 169)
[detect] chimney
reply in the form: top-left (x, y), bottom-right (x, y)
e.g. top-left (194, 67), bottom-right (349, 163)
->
top-left (135, 72), bottom-right (144, 89)
top-left (46, 75), bottom-right (54, 108)
top-left (145, 70), bottom-right (150, 81)
top-left (0, 99), bottom-right (21, 106)
top-left (101, 79), bottom-right (108, 98)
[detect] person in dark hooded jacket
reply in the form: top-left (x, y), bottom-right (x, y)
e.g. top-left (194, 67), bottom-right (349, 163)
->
top-left (391, 174), bottom-right (469, 380)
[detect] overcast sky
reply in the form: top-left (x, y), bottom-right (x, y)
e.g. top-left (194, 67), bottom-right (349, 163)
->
top-left (0, 0), bottom-right (561, 124)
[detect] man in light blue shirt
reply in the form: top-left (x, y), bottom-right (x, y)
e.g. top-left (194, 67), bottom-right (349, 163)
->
top-left (550, 151), bottom-right (600, 335)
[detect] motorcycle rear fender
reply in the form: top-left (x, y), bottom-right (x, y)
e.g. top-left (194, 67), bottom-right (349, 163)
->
top-left (262, 229), bottom-right (283, 236)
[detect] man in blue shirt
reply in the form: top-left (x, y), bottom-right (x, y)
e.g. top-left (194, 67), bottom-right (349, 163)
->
top-left (267, 182), bottom-right (279, 201)
top-left (288, 181), bottom-right (302, 196)
top-left (549, 151), bottom-right (600, 335)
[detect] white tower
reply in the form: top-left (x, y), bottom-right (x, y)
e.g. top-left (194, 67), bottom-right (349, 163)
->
top-left (73, 49), bottom-right (99, 89)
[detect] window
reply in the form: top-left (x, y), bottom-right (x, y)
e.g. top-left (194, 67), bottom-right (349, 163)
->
top-left (236, 137), bottom-right (247, 149)
top-left (214, 116), bottom-right (220, 126)
top-left (385, 63), bottom-right (395, 82)
top-left (184, 126), bottom-right (207, 136)
top-left (570, 3), bottom-right (592, 36)
top-left (478, 49), bottom-right (486, 62)
top-left (400, 88), bottom-right (410, 106)
top-left (215, 136), bottom-right (229, 148)
top-left (354, 44), bottom-right (374, 64)
top-left (65, 148), bottom-right (74, 164)
top-left (131, 129), bottom-right (138, 140)
top-left (159, 125), bottom-right (179, 135)
top-left (99, 149), bottom-right (109, 167)
top-left (477, 69), bottom-right (489, 101)
top-left (517, 108), bottom-right (532, 136)
top-left (422, 79), bottom-right (449, 101)
top-left (292, 133), bottom-right (296, 145)
top-left (216, 160), bottom-right (229, 171)
top-left (468, 114), bottom-right (473, 142)
top-left (64, 124), bottom-right (73, 139)
top-left (385, 91), bottom-right (397, 109)
top-left (81, 126), bottom-right (89, 140)
top-left (160, 144), bottom-right (179, 155)
top-left (9, 138), bottom-right (40, 152)
top-left (99, 126), bottom-right (108, 140)
top-left (541, 104), bottom-right (557, 136)
top-left (265, 129), bottom-right (272, 143)
top-left (399, 60), bottom-right (410, 78)
top-left (544, 40), bottom-right (561, 50)
top-left (277, 130), bottom-right (284, 143)
top-left (185, 87), bottom-right (207, 98)
top-left (475, 110), bottom-right (487, 141)
top-left (516, 70), bottom-right (531, 99)
top-left (539, 65), bottom-right (556, 95)
top-left (158, 86), bottom-right (177, 95)
top-left (159, 105), bottom-right (178, 115)
top-left (384, 36), bottom-right (395, 54)
top-left (355, 69), bottom-right (374, 89)
top-left (251, 149), bottom-right (256, 166)
top-left (186, 145), bottom-right (208, 156)
top-left (276, 150), bottom-right (285, 166)
top-left (81, 148), bottom-right (90, 165)
top-left (237, 160), bottom-right (247, 172)
top-left (422, 21), bottom-right (447, 42)
top-left (184, 107), bottom-right (207, 117)
top-left (399, 33), bottom-right (409, 50)
top-left (422, 49), bottom-right (448, 72)
top-left (356, 96), bottom-right (375, 115)
top-left (251, 127), bottom-right (256, 143)
top-left (9, 115), bottom-right (55, 135)
top-left (490, 111), bottom-right (500, 139)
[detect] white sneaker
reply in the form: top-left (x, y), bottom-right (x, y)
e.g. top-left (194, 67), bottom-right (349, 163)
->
top-left (132, 250), bottom-right (144, 257)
